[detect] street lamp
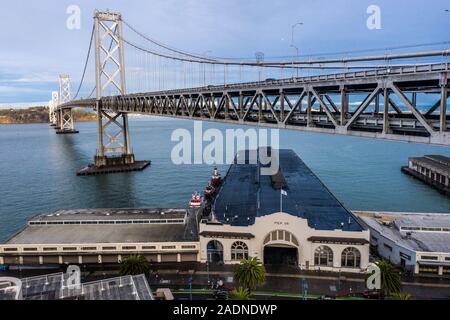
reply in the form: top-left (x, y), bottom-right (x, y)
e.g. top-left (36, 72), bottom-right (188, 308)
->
top-left (291, 22), bottom-right (303, 78)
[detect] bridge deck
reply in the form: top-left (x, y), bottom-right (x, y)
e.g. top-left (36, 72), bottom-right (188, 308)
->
top-left (60, 63), bottom-right (450, 146)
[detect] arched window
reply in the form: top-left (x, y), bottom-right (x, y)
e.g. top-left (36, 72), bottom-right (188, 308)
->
top-left (231, 241), bottom-right (249, 261)
top-left (263, 230), bottom-right (299, 247)
top-left (341, 247), bottom-right (361, 268)
top-left (314, 246), bottom-right (334, 266)
top-left (207, 240), bottom-right (224, 264)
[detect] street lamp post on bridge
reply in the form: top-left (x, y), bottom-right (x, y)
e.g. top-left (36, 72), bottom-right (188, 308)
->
top-left (290, 22), bottom-right (303, 78)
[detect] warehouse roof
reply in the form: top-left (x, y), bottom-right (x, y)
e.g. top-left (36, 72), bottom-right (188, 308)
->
top-left (213, 149), bottom-right (364, 231)
top-left (5, 208), bottom-right (199, 245)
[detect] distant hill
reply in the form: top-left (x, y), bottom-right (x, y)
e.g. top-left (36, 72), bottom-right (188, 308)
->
top-left (0, 107), bottom-right (96, 124)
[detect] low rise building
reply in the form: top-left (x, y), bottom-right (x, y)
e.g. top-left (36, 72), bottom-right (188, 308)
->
top-left (402, 155), bottom-right (450, 195)
top-left (199, 149), bottom-right (370, 273)
top-left (0, 208), bottom-right (199, 266)
top-left (356, 211), bottom-right (450, 276)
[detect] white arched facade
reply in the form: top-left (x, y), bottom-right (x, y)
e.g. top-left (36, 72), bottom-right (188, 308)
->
top-left (199, 212), bottom-right (370, 273)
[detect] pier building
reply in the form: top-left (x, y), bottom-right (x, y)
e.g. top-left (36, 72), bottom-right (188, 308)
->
top-left (356, 211), bottom-right (450, 277)
top-left (402, 155), bottom-right (450, 196)
top-left (198, 149), bottom-right (370, 273)
top-left (0, 150), bottom-right (370, 274)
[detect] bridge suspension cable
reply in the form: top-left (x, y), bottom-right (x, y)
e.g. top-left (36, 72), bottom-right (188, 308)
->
top-left (73, 25), bottom-right (95, 100)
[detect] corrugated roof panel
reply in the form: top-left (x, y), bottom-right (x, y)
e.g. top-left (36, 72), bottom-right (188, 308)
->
top-left (213, 149), bottom-right (364, 231)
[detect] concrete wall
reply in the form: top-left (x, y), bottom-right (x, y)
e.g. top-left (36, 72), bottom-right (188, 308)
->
top-left (0, 241), bottom-right (199, 266)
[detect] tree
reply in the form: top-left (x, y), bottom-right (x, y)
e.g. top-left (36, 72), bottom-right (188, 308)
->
top-left (233, 257), bottom-right (266, 293)
top-left (229, 288), bottom-right (251, 300)
top-left (377, 259), bottom-right (402, 298)
top-left (391, 292), bottom-right (412, 300)
top-left (119, 254), bottom-right (151, 276)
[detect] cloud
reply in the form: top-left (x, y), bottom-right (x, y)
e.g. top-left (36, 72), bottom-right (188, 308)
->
top-left (0, 86), bottom-right (48, 94)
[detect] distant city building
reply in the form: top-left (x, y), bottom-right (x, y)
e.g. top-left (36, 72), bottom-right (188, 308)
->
top-left (0, 273), bottom-right (153, 300)
top-left (357, 212), bottom-right (450, 276)
top-left (402, 155), bottom-right (450, 196)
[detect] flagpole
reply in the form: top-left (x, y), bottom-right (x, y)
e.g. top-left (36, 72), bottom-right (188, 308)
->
top-left (280, 189), bottom-right (283, 213)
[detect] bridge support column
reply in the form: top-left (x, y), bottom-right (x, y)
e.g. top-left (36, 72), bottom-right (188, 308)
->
top-left (340, 86), bottom-right (348, 126)
top-left (56, 108), bottom-right (79, 134)
top-left (77, 10), bottom-right (150, 176)
top-left (49, 91), bottom-right (58, 127)
top-left (56, 75), bottom-right (78, 134)
top-left (440, 75), bottom-right (448, 133)
top-left (306, 90), bottom-right (313, 127)
top-left (382, 87), bottom-right (391, 134)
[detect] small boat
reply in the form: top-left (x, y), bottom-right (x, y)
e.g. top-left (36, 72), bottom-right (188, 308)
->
top-left (211, 168), bottom-right (222, 187)
top-left (204, 183), bottom-right (216, 199)
top-left (189, 192), bottom-right (203, 208)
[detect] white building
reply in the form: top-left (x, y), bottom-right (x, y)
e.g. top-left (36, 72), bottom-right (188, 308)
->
top-left (199, 149), bottom-right (370, 273)
top-left (357, 212), bottom-right (450, 276)
top-left (0, 149), bottom-right (370, 274)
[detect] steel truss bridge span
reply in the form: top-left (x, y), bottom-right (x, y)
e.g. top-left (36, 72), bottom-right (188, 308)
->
top-left (62, 61), bottom-right (450, 146)
top-left (48, 10), bottom-right (450, 173)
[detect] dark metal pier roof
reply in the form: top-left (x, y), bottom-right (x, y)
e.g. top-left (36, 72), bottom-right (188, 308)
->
top-left (213, 149), bottom-right (364, 231)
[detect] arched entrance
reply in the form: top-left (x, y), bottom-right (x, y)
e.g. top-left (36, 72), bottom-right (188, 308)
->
top-left (207, 240), bottom-right (224, 264)
top-left (263, 230), bottom-right (299, 266)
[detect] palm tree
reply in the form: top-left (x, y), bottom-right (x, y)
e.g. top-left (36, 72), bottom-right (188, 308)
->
top-left (233, 257), bottom-right (266, 293)
top-left (377, 259), bottom-right (402, 298)
top-left (391, 292), bottom-right (412, 300)
top-left (229, 287), bottom-right (251, 300)
top-left (119, 254), bottom-right (151, 276)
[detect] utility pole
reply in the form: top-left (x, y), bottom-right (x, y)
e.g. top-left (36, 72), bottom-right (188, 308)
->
top-left (290, 22), bottom-right (303, 78)
top-left (189, 275), bottom-right (193, 301)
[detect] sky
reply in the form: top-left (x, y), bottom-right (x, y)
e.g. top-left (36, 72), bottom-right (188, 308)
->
top-left (0, 0), bottom-right (449, 106)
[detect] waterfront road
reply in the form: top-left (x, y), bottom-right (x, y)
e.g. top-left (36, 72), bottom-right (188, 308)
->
top-left (2, 263), bottom-right (450, 300)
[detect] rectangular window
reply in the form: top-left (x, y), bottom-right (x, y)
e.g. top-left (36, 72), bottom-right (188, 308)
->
top-left (445, 257), bottom-right (450, 261)
top-left (181, 245), bottom-right (196, 249)
top-left (422, 227), bottom-right (441, 232)
top-left (142, 246), bottom-right (156, 250)
top-left (399, 252), bottom-right (411, 261)
top-left (63, 247), bottom-right (77, 251)
top-left (271, 231), bottom-right (277, 241)
top-left (81, 247), bottom-right (97, 251)
top-left (421, 256), bottom-right (438, 261)
top-left (43, 247), bottom-right (58, 251)
top-left (122, 246), bottom-right (137, 250)
top-left (4, 248), bottom-right (18, 252)
top-left (162, 246), bottom-right (176, 250)
top-left (278, 230), bottom-right (284, 240)
top-left (383, 244), bottom-right (393, 251)
top-left (102, 246), bottom-right (116, 251)
top-left (419, 265), bottom-right (439, 274)
top-left (23, 248), bottom-right (38, 252)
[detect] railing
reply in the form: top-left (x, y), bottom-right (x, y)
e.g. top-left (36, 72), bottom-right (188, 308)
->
top-left (60, 62), bottom-right (450, 109)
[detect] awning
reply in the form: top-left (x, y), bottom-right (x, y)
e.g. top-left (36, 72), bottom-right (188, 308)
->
top-left (199, 231), bottom-right (255, 239)
top-left (308, 236), bottom-right (369, 245)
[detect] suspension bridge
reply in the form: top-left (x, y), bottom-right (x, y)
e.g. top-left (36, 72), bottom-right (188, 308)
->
top-left (48, 10), bottom-right (450, 174)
